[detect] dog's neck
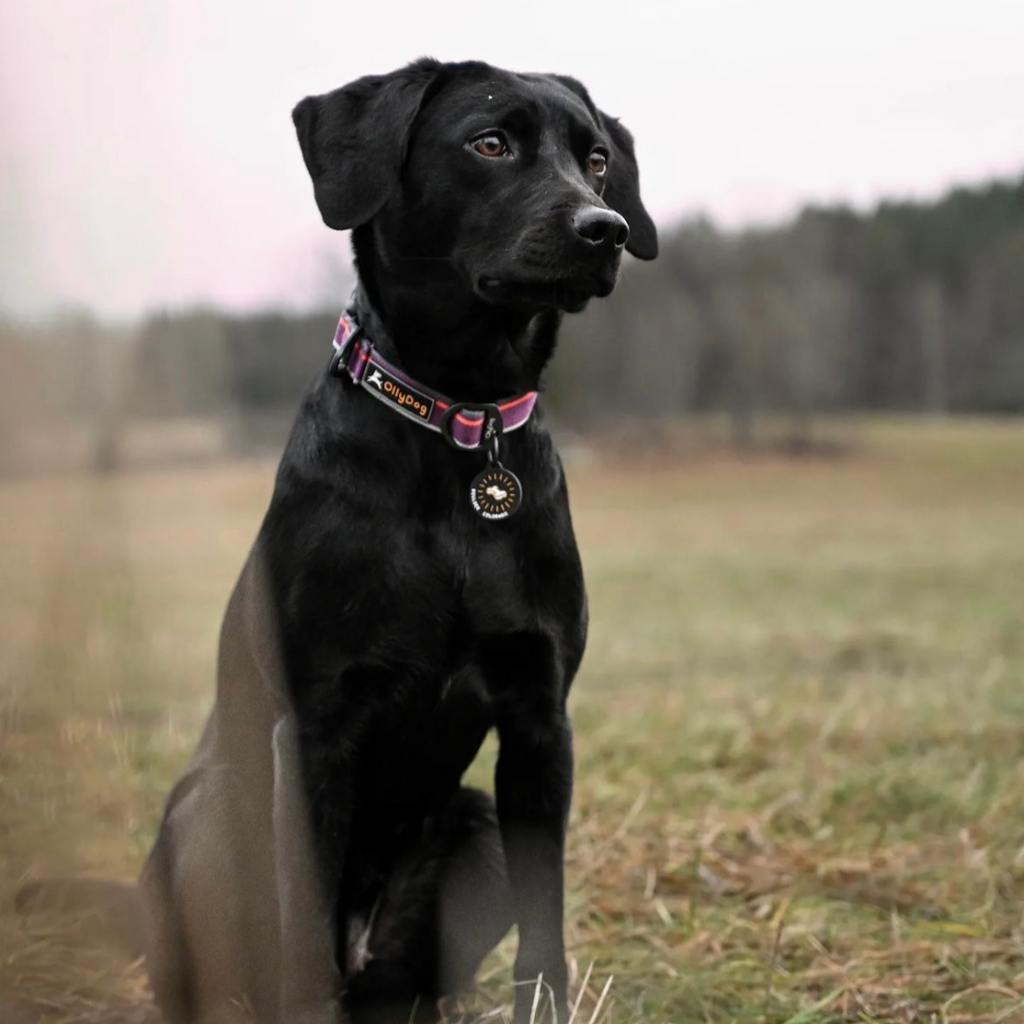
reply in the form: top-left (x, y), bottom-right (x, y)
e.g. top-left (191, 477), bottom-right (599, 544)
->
top-left (350, 228), bottom-right (561, 402)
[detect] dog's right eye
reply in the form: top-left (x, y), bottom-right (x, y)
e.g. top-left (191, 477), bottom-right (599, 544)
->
top-left (470, 133), bottom-right (511, 158)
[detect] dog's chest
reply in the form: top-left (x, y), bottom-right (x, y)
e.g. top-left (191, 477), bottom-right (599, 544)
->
top-left (378, 520), bottom-right (534, 640)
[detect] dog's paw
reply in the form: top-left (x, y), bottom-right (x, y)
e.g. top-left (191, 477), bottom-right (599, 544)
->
top-left (511, 976), bottom-right (567, 1024)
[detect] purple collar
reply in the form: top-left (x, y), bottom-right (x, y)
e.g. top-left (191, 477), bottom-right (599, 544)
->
top-left (329, 313), bottom-right (538, 450)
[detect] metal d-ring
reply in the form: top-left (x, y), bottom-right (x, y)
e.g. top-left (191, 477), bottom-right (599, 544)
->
top-left (440, 402), bottom-right (503, 451)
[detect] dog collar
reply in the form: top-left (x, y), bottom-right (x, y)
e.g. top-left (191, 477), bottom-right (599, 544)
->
top-left (329, 313), bottom-right (538, 451)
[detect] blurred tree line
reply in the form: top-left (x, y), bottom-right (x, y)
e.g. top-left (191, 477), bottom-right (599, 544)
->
top-left (558, 174), bottom-right (1024, 444)
top-left (3, 175), bottom-right (1023, 472)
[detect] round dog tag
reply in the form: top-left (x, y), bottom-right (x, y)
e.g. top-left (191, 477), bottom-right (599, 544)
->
top-left (470, 463), bottom-right (522, 520)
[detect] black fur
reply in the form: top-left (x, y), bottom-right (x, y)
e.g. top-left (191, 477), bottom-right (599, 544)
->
top-left (137, 59), bottom-right (657, 1024)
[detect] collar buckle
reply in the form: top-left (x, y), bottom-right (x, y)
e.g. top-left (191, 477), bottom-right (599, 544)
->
top-left (329, 315), bottom-right (363, 378)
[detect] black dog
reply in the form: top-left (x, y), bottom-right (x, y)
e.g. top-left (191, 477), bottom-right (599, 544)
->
top-left (136, 58), bottom-right (657, 1024)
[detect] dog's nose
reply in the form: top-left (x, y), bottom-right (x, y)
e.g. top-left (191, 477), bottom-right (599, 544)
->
top-left (572, 207), bottom-right (629, 250)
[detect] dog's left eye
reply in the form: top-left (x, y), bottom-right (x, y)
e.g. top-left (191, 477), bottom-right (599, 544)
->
top-left (588, 149), bottom-right (608, 176)
top-left (471, 133), bottom-right (511, 158)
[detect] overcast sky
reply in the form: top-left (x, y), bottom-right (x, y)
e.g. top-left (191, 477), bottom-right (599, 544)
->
top-left (2, 0), bottom-right (1022, 319)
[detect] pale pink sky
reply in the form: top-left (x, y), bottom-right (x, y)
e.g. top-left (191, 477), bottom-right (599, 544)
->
top-left (2, 0), bottom-right (1023, 318)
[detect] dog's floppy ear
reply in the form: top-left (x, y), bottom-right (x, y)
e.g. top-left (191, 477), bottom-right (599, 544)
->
top-left (292, 60), bottom-right (440, 230)
top-left (549, 75), bottom-right (658, 261)
top-left (600, 117), bottom-right (658, 260)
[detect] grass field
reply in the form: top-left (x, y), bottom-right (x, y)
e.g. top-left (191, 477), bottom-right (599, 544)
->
top-left (2, 418), bottom-right (1024, 1024)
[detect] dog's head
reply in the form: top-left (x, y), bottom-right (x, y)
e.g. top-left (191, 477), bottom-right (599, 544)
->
top-left (293, 59), bottom-right (657, 314)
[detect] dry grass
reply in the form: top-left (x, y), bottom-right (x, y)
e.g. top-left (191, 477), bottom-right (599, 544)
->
top-left (2, 418), bottom-right (1024, 1023)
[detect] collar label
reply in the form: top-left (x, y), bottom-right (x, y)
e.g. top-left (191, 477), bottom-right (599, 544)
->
top-left (362, 360), bottom-right (435, 421)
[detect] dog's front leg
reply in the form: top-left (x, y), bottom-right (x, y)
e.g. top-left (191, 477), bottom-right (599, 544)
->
top-left (488, 632), bottom-right (574, 1024)
top-left (496, 709), bottom-right (573, 1023)
top-left (273, 714), bottom-right (345, 1024)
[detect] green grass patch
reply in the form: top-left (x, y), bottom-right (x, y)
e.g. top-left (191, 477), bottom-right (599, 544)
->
top-left (2, 420), bottom-right (1024, 1022)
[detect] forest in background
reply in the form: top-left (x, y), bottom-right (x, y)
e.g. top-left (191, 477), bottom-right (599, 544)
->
top-left (3, 173), bottom-right (1023, 471)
